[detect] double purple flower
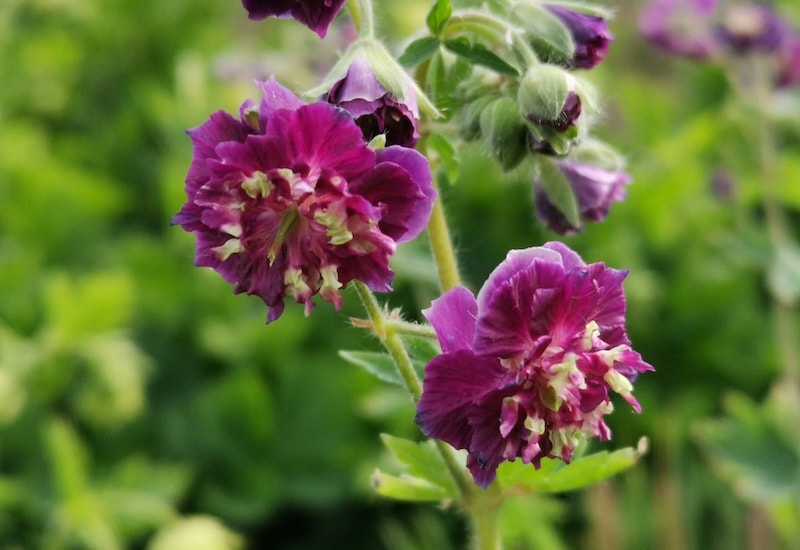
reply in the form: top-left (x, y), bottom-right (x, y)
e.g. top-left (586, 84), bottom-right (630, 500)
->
top-left (416, 243), bottom-right (653, 488)
top-left (172, 78), bottom-right (435, 322)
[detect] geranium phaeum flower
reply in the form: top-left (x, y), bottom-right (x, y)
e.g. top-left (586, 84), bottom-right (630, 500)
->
top-left (639, 0), bottom-right (720, 59)
top-left (545, 5), bottom-right (613, 69)
top-left (416, 243), bottom-right (653, 489)
top-left (715, 3), bottom-right (785, 54)
top-left (535, 161), bottom-right (631, 235)
top-left (172, 78), bottom-right (435, 322)
top-left (326, 54), bottom-right (420, 147)
top-left (242, 0), bottom-right (346, 38)
top-left (777, 34), bottom-right (800, 88)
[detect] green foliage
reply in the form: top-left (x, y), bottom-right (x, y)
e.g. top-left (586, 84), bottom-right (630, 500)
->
top-left (2, 0), bottom-right (800, 548)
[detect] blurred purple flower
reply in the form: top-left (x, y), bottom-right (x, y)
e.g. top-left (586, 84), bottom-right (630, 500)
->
top-left (326, 54), bottom-right (420, 147)
top-left (545, 5), bottom-right (614, 69)
top-left (416, 243), bottom-right (653, 488)
top-left (639, 0), bottom-right (720, 59)
top-left (535, 160), bottom-right (631, 235)
top-left (777, 33), bottom-right (800, 87)
top-left (172, 78), bottom-right (435, 322)
top-left (242, 0), bottom-right (346, 38)
top-left (715, 3), bottom-right (785, 53)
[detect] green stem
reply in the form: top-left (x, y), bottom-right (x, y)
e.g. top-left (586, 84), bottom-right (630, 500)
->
top-left (428, 195), bottom-right (462, 291)
top-left (346, 0), bottom-right (375, 38)
top-left (353, 281), bottom-right (476, 498)
top-left (749, 54), bottom-right (800, 383)
top-left (385, 319), bottom-right (438, 340)
top-left (465, 490), bottom-right (503, 550)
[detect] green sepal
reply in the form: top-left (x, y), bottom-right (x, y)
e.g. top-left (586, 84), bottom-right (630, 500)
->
top-left (535, 157), bottom-right (581, 229)
top-left (373, 434), bottom-right (459, 502)
top-left (518, 64), bottom-right (570, 123)
top-left (496, 438), bottom-right (648, 493)
top-left (443, 37), bottom-right (520, 77)
top-left (512, 3), bottom-right (575, 66)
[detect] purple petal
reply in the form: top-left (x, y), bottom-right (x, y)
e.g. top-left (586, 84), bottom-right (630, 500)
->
top-left (415, 351), bottom-right (509, 452)
top-left (422, 286), bottom-right (478, 353)
top-left (351, 146), bottom-right (434, 243)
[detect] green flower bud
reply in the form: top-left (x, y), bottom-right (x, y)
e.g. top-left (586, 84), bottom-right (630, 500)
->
top-left (518, 64), bottom-right (580, 130)
top-left (460, 94), bottom-right (496, 142)
top-left (479, 97), bottom-right (530, 171)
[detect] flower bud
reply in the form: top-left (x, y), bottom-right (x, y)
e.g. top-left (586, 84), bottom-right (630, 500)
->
top-left (518, 65), bottom-right (583, 156)
top-left (326, 52), bottom-right (420, 147)
top-left (479, 97), bottom-right (529, 171)
top-left (518, 65), bottom-right (580, 130)
top-left (460, 94), bottom-right (496, 142)
top-left (544, 4), bottom-right (613, 69)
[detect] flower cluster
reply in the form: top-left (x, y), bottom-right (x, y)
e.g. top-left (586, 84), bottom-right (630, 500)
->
top-left (173, 78), bottom-right (434, 322)
top-left (416, 243), bottom-right (653, 488)
top-left (639, 0), bottom-right (800, 87)
top-left (456, 3), bottom-right (632, 235)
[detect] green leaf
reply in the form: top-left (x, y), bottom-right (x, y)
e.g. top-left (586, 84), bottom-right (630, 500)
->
top-left (426, 0), bottom-right (452, 37)
top-left (425, 133), bottom-right (459, 185)
top-left (371, 470), bottom-right (453, 502)
top-left (380, 434), bottom-right (458, 497)
top-left (399, 36), bottom-right (440, 69)
top-left (767, 243), bottom-right (800, 306)
top-left (443, 38), bottom-right (520, 76)
top-left (695, 393), bottom-right (800, 502)
top-left (338, 350), bottom-right (402, 385)
top-left (536, 157), bottom-right (580, 230)
top-left (402, 335), bottom-right (440, 366)
top-left (497, 439), bottom-right (648, 493)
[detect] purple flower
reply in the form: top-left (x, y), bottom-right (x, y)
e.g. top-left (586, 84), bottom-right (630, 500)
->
top-left (415, 243), bottom-right (653, 489)
top-left (326, 54), bottom-right (420, 147)
top-left (639, 0), bottom-right (720, 59)
top-left (545, 5), bottom-right (614, 69)
top-left (777, 34), bottom-right (800, 88)
top-left (535, 160), bottom-right (631, 235)
top-left (715, 3), bottom-right (785, 53)
top-left (242, 0), bottom-right (346, 38)
top-left (172, 78), bottom-right (435, 323)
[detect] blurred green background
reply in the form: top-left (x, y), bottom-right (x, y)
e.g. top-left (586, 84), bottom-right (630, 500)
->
top-left (1, 0), bottom-right (799, 548)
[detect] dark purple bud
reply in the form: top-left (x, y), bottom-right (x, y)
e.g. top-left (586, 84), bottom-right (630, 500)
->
top-left (535, 160), bottom-right (630, 234)
top-left (242, 0), bottom-right (346, 39)
top-left (326, 54), bottom-right (420, 147)
top-left (527, 92), bottom-right (582, 132)
top-left (545, 5), bottom-right (613, 69)
top-left (709, 169), bottom-right (736, 202)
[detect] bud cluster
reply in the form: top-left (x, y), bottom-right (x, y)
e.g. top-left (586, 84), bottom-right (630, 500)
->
top-left (449, 1), bottom-right (629, 233)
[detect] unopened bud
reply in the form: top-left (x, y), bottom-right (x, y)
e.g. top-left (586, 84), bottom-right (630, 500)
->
top-left (518, 65), bottom-right (583, 156)
top-left (480, 97), bottom-right (529, 171)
